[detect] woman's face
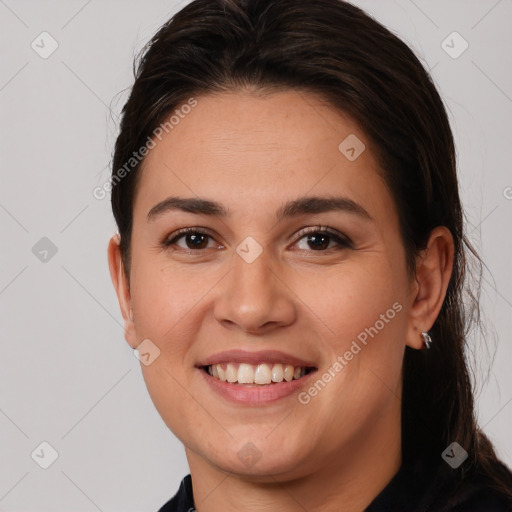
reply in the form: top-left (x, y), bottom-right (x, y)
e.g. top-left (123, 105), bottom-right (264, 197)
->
top-left (110, 90), bottom-right (420, 480)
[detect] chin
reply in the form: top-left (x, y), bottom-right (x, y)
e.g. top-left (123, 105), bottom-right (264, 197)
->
top-left (202, 438), bottom-right (313, 480)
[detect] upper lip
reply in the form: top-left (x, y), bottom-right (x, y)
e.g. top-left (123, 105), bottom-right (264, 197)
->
top-left (196, 349), bottom-right (317, 368)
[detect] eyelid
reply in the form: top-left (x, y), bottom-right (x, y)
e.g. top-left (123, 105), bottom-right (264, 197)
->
top-left (162, 226), bottom-right (218, 247)
top-left (293, 225), bottom-right (352, 245)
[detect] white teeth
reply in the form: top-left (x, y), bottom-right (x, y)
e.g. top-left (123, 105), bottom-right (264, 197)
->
top-left (207, 362), bottom-right (310, 385)
top-left (254, 364), bottom-right (272, 385)
top-left (238, 363), bottom-right (254, 384)
top-left (217, 364), bottom-right (227, 381)
top-left (271, 363), bottom-right (284, 382)
top-left (226, 363), bottom-right (238, 383)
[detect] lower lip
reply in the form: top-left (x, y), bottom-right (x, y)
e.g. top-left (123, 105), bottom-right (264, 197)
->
top-left (199, 368), bottom-right (317, 405)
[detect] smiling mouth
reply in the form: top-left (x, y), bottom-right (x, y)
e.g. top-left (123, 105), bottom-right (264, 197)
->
top-left (202, 363), bottom-right (316, 385)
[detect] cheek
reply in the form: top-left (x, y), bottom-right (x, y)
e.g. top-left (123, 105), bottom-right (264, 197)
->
top-left (129, 246), bottom-right (203, 333)
top-left (293, 257), bottom-right (403, 340)
top-left (291, 257), bottom-right (407, 401)
top-left (129, 258), bottom-right (209, 438)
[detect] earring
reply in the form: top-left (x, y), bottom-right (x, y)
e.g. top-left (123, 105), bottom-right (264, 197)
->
top-left (421, 331), bottom-right (432, 350)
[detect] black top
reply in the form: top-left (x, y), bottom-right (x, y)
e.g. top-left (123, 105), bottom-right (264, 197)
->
top-left (157, 457), bottom-right (512, 511)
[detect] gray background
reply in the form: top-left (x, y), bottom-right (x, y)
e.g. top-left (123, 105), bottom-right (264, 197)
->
top-left (1, 0), bottom-right (511, 510)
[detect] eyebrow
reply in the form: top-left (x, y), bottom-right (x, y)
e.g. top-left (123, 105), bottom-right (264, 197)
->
top-left (147, 195), bottom-right (373, 223)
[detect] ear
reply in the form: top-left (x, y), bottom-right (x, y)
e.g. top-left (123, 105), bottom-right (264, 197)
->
top-left (405, 226), bottom-right (454, 350)
top-left (107, 234), bottom-right (137, 348)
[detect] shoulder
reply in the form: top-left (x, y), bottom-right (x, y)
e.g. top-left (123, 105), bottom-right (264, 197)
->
top-left (448, 486), bottom-right (512, 512)
top-left (156, 474), bottom-right (194, 512)
top-left (366, 456), bottom-right (512, 512)
top-left (432, 461), bottom-right (512, 512)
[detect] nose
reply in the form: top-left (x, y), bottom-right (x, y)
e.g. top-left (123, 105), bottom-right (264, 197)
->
top-left (213, 247), bottom-right (297, 335)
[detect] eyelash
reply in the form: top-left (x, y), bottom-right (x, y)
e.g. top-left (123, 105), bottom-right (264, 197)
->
top-left (161, 226), bottom-right (353, 253)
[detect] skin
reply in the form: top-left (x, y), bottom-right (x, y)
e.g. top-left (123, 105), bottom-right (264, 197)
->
top-left (108, 90), bottom-right (454, 512)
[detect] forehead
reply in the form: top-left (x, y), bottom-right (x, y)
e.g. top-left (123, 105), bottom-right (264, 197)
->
top-left (134, 90), bottom-right (394, 223)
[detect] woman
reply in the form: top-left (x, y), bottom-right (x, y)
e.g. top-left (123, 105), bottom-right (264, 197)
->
top-left (107, 0), bottom-right (512, 510)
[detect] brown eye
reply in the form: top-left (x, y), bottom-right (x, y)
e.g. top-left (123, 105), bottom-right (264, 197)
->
top-left (181, 232), bottom-right (209, 250)
top-left (304, 233), bottom-right (331, 250)
top-left (294, 227), bottom-right (352, 252)
top-left (162, 228), bottom-right (217, 251)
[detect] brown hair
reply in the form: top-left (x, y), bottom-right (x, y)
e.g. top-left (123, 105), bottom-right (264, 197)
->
top-left (110, 0), bottom-right (512, 500)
